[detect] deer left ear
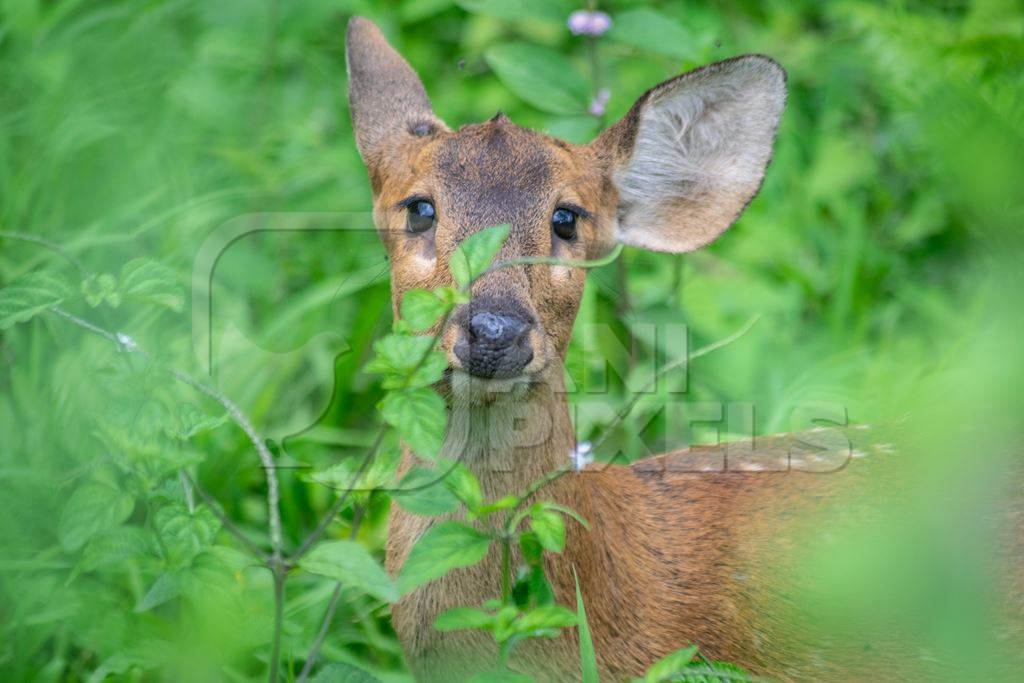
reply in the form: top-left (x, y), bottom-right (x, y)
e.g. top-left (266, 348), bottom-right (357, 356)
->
top-left (592, 55), bottom-right (786, 253)
top-left (346, 17), bottom-right (447, 190)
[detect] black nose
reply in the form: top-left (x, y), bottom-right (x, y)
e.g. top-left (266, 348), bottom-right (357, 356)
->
top-left (469, 312), bottom-right (528, 347)
top-left (454, 306), bottom-right (534, 379)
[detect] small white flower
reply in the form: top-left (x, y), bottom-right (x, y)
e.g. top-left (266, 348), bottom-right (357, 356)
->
top-left (570, 441), bottom-right (593, 471)
top-left (116, 332), bottom-right (139, 353)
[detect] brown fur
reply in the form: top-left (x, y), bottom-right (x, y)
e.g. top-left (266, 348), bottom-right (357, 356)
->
top-left (344, 17), bottom-right (1022, 682)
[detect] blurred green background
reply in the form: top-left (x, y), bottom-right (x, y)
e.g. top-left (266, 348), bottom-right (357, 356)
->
top-left (2, 0), bottom-right (1023, 681)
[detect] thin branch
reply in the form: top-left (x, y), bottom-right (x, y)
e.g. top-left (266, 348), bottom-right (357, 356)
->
top-left (182, 470), bottom-right (268, 560)
top-left (491, 243), bottom-right (623, 273)
top-left (49, 307), bottom-right (284, 559)
top-left (290, 428), bottom-right (385, 561)
top-left (295, 583), bottom-right (343, 683)
top-left (0, 230), bottom-right (85, 271)
top-left (269, 568), bottom-right (285, 683)
top-left (295, 506), bottom-right (365, 683)
top-left (179, 470), bottom-right (196, 513)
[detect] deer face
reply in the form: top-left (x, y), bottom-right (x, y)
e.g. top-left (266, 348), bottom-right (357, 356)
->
top-left (346, 17), bottom-right (786, 393)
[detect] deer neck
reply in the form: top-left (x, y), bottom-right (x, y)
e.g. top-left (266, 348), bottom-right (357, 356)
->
top-left (434, 370), bottom-right (577, 502)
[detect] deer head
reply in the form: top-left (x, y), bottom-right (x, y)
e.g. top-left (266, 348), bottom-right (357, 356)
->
top-left (346, 16), bottom-right (785, 401)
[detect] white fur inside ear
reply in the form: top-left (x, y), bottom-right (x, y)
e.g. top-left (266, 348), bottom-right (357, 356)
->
top-left (614, 56), bottom-right (786, 253)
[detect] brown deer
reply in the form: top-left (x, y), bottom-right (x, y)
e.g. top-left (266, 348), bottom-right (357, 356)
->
top-left (344, 16), bottom-right (1021, 683)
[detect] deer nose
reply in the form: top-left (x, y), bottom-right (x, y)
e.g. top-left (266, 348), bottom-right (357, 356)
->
top-left (455, 309), bottom-right (534, 379)
top-left (469, 312), bottom-right (528, 346)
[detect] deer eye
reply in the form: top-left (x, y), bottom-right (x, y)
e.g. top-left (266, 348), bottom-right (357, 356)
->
top-left (552, 208), bottom-right (578, 241)
top-left (406, 200), bottom-right (436, 233)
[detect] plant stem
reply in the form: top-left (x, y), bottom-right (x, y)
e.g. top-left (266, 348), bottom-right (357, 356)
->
top-left (295, 506), bottom-right (365, 683)
top-left (501, 536), bottom-right (512, 603)
top-left (269, 563), bottom-right (286, 683)
top-left (182, 470), bottom-right (268, 560)
top-left (290, 427), bottom-right (385, 561)
top-left (48, 309), bottom-right (288, 683)
top-left (50, 307), bottom-right (286, 561)
top-left (0, 230), bottom-right (85, 271)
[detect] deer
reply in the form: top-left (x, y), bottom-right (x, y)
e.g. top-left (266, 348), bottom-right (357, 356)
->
top-left (344, 16), bottom-right (1022, 683)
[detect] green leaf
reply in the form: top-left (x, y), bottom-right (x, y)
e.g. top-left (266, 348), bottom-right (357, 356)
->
top-left (456, 0), bottom-right (570, 23)
top-left (379, 387), bottom-right (446, 460)
top-left (0, 271), bottom-right (72, 329)
top-left (392, 466), bottom-right (460, 516)
top-left (530, 508), bottom-right (565, 552)
top-left (546, 116), bottom-right (601, 144)
top-left (308, 662), bottom-right (382, 683)
top-left (80, 526), bottom-right (150, 572)
top-left (607, 9), bottom-right (699, 62)
top-left (81, 273), bottom-right (120, 307)
top-left (513, 562), bottom-right (554, 608)
top-left (119, 258), bottom-right (184, 312)
top-left (434, 606), bottom-right (495, 631)
top-left (366, 333), bottom-right (447, 389)
top-left (165, 403), bottom-right (228, 441)
top-left (57, 482), bottom-right (135, 552)
top-left (644, 645), bottom-right (699, 682)
top-left (299, 539), bottom-right (399, 603)
top-left (309, 454), bottom-right (395, 496)
top-left (449, 224), bottom-right (511, 288)
top-left (475, 494), bottom-right (519, 518)
top-left (438, 459), bottom-right (484, 512)
top-left (575, 570), bottom-right (600, 683)
top-left (400, 288), bottom-right (451, 331)
top-left (397, 521), bottom-right (492, 594)
top-left (484, 43), bottom-right (589, 115)
top-left (519, 531), bottom-right (543, 564)
top-left (514, 604), bottom-right (577, 632)
top-left (155, 504), bottom-right (221, 568)
top-left (134, 572), bottom-right (182, 612)
top-left (537, 502), bottom-right (590, 528)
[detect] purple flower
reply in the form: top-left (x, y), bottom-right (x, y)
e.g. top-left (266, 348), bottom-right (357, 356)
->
top-left (568, 10), bottom-right (612, 37)
top-left (588, 11), bottom-right (612, 36)
top-left (588, 88), bottom-right (611, 117)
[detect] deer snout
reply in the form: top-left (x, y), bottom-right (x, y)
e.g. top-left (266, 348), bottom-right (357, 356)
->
top-left (453, 306), bottom-right (535, 379)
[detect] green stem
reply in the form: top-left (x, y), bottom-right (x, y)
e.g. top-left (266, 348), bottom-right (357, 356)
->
top-left (500, 536), bottom-right (512, 603)
top-left (489, 243), bottom-right (623, 275)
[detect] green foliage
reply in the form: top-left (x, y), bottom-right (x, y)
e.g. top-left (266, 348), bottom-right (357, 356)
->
top-left (299, 540), bottom-right (399, 604)
top-left (392, 466), bottom-right (461, 515)
top-left (397, 521), bottom-right (493, 594)
top-left (378, 387), bottom-right (447, 460)
top-left (485, 45), bottom-right (591, 115)
top-left (2, 0), bottom-right (1022, 681)
top-left (608, 9), bottom-right (700, 61)
top-left (575, 570), bottom-right (600, 683)
top-left (0, 271), bottom-right (72, 328)
top-left (449, 224), bottom-right (512, 288)
top-left (456, 0), bottom-right (570, 24)
top-left (57, 483), bottom-right (135, 552)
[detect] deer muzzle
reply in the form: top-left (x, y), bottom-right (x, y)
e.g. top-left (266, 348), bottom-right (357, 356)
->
top-left (452, 298), bottom-right (535, 379)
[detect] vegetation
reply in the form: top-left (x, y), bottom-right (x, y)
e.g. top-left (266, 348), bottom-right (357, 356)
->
top-left (1, 0), bottom-right (1023, 681)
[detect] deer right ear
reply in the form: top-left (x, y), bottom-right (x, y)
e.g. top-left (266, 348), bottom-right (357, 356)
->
top-left (345, 17), bottom-right (446, 190)
top-left (592, 55), bottom-right (786, 254)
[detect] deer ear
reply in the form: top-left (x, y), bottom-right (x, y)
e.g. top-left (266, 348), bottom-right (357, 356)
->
top-left (593, 56), bottom-right (786, 253)
top-left (345, 17), bottom-right (446, 187)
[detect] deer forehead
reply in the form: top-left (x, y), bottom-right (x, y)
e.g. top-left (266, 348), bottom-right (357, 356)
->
top-left (387, 118), bottom-right (606, 243)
